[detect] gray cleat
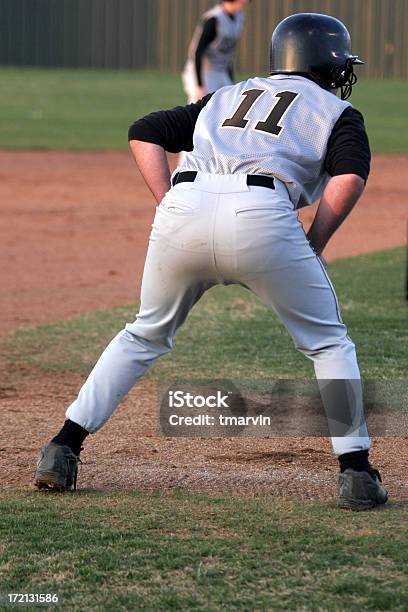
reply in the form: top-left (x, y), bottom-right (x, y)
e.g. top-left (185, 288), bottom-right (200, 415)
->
top-left (34, 442), bottom-right (81, 492)
top-left (337, 468), bottom-right (388, 511)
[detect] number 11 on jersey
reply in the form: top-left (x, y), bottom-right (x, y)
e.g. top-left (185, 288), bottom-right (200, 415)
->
top-left (222, 89), bottom-right (299, 137)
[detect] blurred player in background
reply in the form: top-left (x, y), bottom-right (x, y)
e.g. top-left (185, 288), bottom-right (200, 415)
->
top-left (182, 0), bottom-right (251, 103)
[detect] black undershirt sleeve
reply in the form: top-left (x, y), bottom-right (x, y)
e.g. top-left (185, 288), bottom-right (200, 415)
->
top-left (195, 17), bottom-right (217, 86)
top-left (128, 93), bottom-right (214, 153)
top-left (324, 107), bottom-right (371, 182)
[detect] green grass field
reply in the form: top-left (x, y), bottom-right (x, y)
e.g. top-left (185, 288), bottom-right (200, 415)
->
top-left (1, 67), bottom-right (408, 153)
top-left (1, 491), bottom-right (408, 611)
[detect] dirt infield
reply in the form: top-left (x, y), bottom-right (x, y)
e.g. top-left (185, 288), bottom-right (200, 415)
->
top-left (2, 361), bottom-right (408, 502)
top-left (1, 150), bottom-right (407, 335)
top-left (1, 149), bottom-right (407, 500)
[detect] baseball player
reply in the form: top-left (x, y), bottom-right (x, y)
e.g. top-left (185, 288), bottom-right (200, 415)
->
top-left (35, 13), bottom-right (388, 511)
top-left (179, 0), bottom-right (250, 165)
top-left (182, 0), bottom-right (250, 104)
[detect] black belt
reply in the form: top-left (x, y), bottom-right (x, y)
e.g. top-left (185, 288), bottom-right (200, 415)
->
top-left (172, 171), bottom-right (275, 190)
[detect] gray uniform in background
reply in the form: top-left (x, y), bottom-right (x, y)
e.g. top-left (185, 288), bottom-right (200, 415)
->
top-left (182, 4), bottom-right (245, 102)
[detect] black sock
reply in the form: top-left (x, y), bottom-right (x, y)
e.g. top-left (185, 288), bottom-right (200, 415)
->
top-left (52, 419), bottom-right (89, 456)
top-left (338, 449), bottom-right (370, 473)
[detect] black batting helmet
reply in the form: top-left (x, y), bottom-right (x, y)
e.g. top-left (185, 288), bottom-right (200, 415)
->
top-left (269, 13), bottom-right (363, 100)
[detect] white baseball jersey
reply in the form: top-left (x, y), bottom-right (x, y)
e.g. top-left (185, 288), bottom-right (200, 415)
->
top-left (183, 75), bottom-right (351, 208)
top-left (187, 5), bottom-right (244, 73)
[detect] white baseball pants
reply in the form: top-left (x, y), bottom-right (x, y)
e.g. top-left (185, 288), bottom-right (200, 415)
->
top-left (182, 60), bottom-right (233, 103)
top-left (67, 173), bottom-right (371, 456)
